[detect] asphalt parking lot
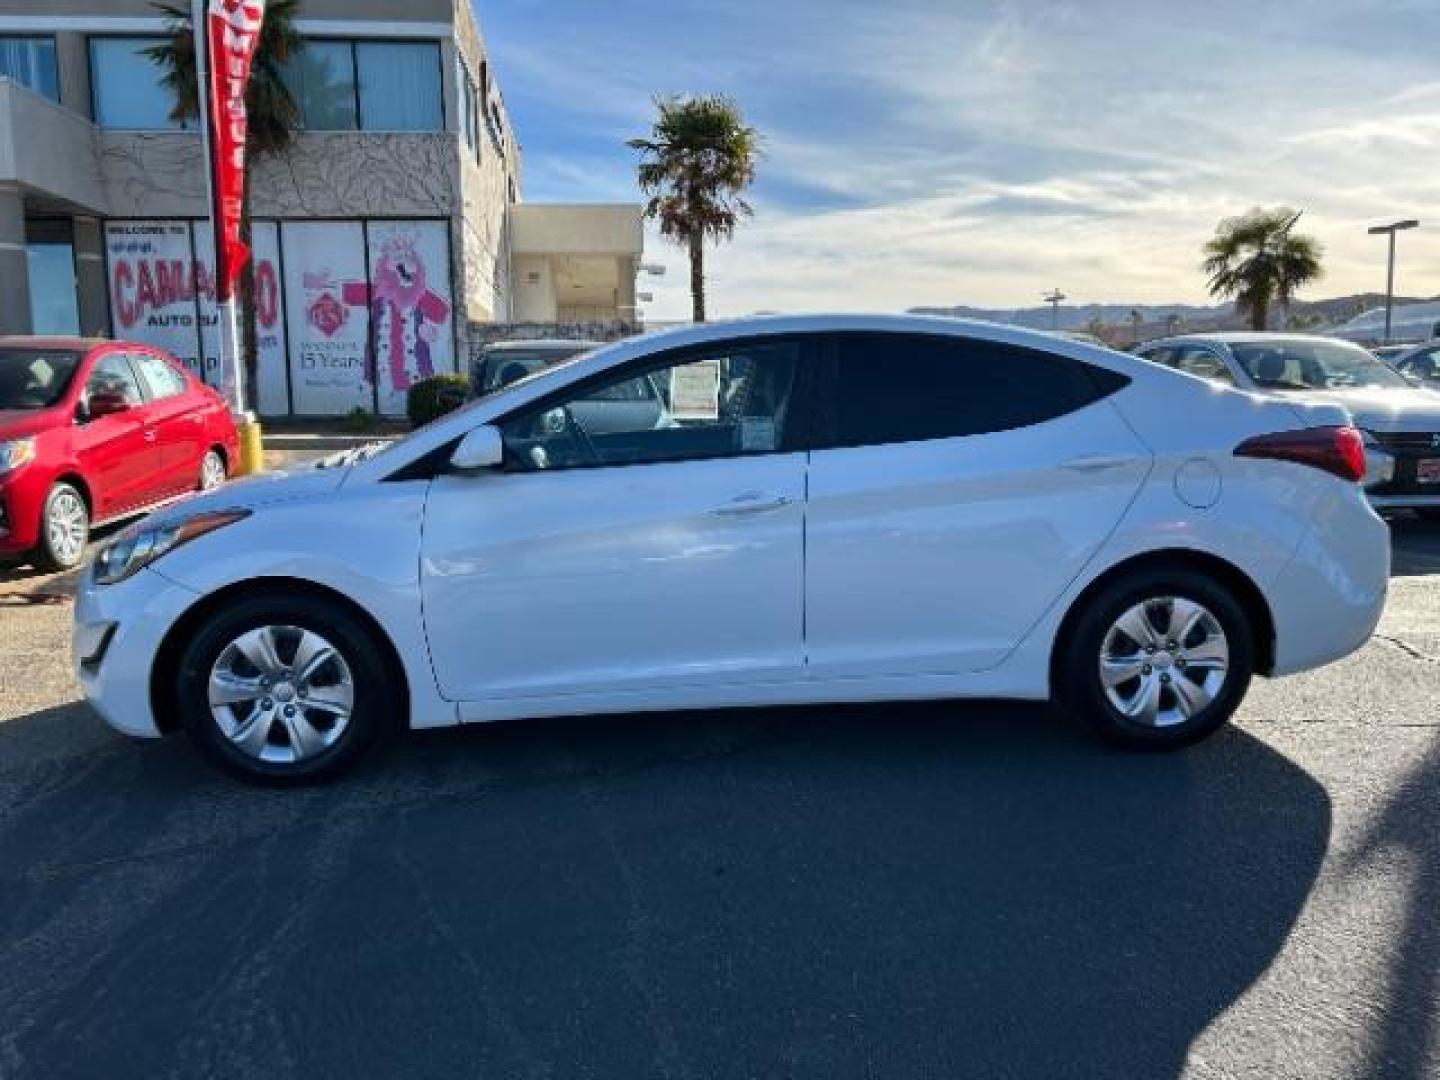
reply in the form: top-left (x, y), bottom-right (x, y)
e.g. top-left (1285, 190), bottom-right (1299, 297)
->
top-left (1, 522), bottom-right (1438, 1079)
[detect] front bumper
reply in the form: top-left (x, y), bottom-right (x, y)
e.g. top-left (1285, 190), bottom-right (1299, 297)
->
top-left (73, 565), bottom-right (201, 738)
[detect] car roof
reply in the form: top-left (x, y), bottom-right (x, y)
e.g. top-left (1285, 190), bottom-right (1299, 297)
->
top-left (0, 335), bottom-right (110, 351)
top-left (481, 339), bottom-right (600, 353)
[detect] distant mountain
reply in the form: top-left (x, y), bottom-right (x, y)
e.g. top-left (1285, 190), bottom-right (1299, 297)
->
top-left (909, 293), bottom-right (1436, 342)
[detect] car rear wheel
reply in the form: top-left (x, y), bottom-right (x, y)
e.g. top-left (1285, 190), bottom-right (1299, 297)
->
top-left (198, 449), bottom-right (228, 491)
top-left (1058, 568), bottom-right (1254, 749)
top-left (34, 482), bottom-right (89, 572)
top-left (174, 592), bottom-right (398, 785)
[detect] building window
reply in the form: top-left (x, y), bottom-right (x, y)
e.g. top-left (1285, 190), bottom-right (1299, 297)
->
top-left (281, 40), bottom-right (443, 132)
top-left (457, 57), bottom-right (481, 160)
top-left (0, 36), bottom-right (58, 101)
top-left (356, 41), bottom-right (442, 131)
top-left (26, 220), bottom-right (79, 335)
top-left (90, 37), bottom-right (183, 129)
top-left (284, 39), bottom-right (358, 130)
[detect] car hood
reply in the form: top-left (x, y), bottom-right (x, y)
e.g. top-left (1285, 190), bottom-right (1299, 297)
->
top-left (145, 465), bottom-right (350, 527)
top-left (0, 408), bottom-right (59, 441)
top-left (1276, 387), bottom-right (1440, 432)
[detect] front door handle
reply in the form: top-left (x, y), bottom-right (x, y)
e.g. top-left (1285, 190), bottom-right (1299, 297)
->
top-left (143, 428), bottom-right (158, 443)
top-left (710, 493), bottom-right (794, 517)
top-left (1061, 454), bottom-right (1136, 473)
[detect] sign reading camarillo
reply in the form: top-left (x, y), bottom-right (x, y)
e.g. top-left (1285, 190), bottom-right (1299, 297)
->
top-left (105, 220), bottom-right (284, 396)
top-left (106, 221), bottom-right (208, 379)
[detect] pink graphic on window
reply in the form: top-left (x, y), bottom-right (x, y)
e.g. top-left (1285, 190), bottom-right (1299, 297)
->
top-left (344, 232), bottom-right (451, 393)
top-left (303, 271), bottom-right (350, 339)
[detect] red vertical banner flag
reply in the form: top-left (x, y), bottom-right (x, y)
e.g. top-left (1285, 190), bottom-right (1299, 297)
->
top-left (205, 0), bottom-right (267, 303)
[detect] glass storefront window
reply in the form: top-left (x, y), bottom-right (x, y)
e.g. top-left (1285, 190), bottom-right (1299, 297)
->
top-left (90, 37), bottom-right (183, 130)
top-left (0, 37), bottom-right (58, 101)
top-left (26, 221), bottom-right (79, 336)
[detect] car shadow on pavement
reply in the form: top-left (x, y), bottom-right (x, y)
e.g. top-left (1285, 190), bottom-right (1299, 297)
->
top-left (1345, 725), bottom-right (1440, 1080)
top-left (0, 698), bottom-right (1330, 1079)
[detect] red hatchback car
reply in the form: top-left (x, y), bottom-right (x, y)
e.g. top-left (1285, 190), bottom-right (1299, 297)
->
top-left (0, 337), bottom-right (239, 571)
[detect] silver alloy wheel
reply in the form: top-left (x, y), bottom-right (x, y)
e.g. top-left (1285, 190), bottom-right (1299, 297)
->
top-left (46, 488), bottom-right (87, 566)
top-left (1099, 596), bottom-right (1230, 729)
top-left (199, 451), bottom-right (227, 491)
top-left (207, 625), bottom-right (355, 765)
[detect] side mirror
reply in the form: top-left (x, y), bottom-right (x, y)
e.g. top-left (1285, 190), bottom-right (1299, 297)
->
top-left (450, 425), bottom-right (504, 471)
top-left (87, 391), bottom-right (130, 419)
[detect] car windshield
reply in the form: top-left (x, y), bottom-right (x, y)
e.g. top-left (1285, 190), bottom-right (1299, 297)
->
top-left (1230, 340), bottom-right (1411, 391)
top-left (0, 348), bottom-right (82, 410)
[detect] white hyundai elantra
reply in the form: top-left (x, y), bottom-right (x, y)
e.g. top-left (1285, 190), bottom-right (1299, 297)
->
top-left (74, 316), bottom-right (1390, 784)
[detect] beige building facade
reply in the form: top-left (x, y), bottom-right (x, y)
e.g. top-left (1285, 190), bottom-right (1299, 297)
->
top-left (0, 0), bottom-right (642, 415)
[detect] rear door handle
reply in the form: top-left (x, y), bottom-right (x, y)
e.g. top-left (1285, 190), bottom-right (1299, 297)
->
top-left (710, 493), bottom-right (794, 517)
top-left (1061, 454), bottom-right (1137, 473)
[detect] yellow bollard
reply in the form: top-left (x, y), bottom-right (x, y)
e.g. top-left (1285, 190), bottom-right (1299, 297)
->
top-left (237, 416), bottom-right (266, 476)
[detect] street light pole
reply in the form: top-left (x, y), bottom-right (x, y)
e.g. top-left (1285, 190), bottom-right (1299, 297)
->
top-left (1043, 288), bottom-right (1066, 330)
top-left (1368, 219), bottom-right (1419, 344)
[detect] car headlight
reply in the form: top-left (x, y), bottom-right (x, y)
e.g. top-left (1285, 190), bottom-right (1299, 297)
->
top-left (92, 509), bottom-right (250, 585)
top-left (0, 437), bottom-right (36, 477)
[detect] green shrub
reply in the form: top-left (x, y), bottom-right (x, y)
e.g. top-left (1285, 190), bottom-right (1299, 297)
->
top-left (341, 406), bottom-right (377, 434)
top-left (407, 374), bottom-right (471, 428)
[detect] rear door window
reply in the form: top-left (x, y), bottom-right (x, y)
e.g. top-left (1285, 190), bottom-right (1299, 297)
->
top-left (815, 333), bottom-right (1129, 450)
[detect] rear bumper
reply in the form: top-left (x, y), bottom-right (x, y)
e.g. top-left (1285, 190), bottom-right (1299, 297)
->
top-left (73, 565), bottom-right (200, 738)
top-left (1267, 496), bottom-right (1390, 675)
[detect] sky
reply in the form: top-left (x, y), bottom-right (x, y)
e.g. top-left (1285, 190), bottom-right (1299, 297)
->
top-left (476, 0), bottom-right (1440, 322)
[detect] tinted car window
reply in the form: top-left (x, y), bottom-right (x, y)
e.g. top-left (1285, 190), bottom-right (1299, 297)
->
top-left (819, 333), bottom-right (1128, 449)
top-left (133, 352), bottom-right (189, 400)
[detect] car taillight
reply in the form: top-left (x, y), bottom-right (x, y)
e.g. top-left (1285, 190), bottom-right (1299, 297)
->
top-left (1234, 425), bottom-right (1366, 483)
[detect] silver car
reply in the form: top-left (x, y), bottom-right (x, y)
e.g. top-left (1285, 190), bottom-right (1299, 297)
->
top-left (1387, 340), bottom-right (1440, 390)
top-left (1135, 333), bottom-right (1440, 518)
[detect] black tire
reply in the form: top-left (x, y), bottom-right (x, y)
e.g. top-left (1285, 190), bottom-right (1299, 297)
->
top-left (1057, 567), bottom-right (1255, 750)
top-left (174, 591), bottom-right (399, 785)
top-left (33, 482), bottom-right (90, 572)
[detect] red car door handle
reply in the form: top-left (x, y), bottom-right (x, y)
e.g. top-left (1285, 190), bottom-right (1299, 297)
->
top-left (143, 429), bottom-right (158, 442)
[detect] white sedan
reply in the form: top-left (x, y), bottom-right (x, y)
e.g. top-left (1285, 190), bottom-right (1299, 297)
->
top-left (74, 316), bottom-right (1390, 784)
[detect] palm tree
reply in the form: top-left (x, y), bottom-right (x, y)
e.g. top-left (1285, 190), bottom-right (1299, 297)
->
top-left (146, 1), bottom-right (304, 402)
top-left (629, 95), bottom-right (759, 323)
top-left (1202, 207), bottom-right (1324, 331)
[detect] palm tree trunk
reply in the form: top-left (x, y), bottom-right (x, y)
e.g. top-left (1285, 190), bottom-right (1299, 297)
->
top-left (689, 230), bottom-right (706, 323)
top-left (1250, 296), bottom-right (1270, 332)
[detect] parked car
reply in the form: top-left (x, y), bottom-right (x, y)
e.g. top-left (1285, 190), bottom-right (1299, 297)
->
top-left (1134, 333), bottom-right (1440, 518)
top-left (1371, 344), bottom-right (1415, 367)
top-left (471, 339), bottom-right (598, 395)
top-left (1386, 340), bottom-right (1440, 390)
top-left (1, 337), bottom-right (238, 571)
top-left (75, 316), bottom-right (1388, 784)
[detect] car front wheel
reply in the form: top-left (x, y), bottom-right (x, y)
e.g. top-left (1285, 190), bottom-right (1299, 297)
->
top-left (1058, 568), bottom-right (1255, 749)
top-left (35, 482), bottom-right (90, 572)
top-left (198, 449), bottom-right (228, 491)
top-left (174, 592), bottom-right (398, 784)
